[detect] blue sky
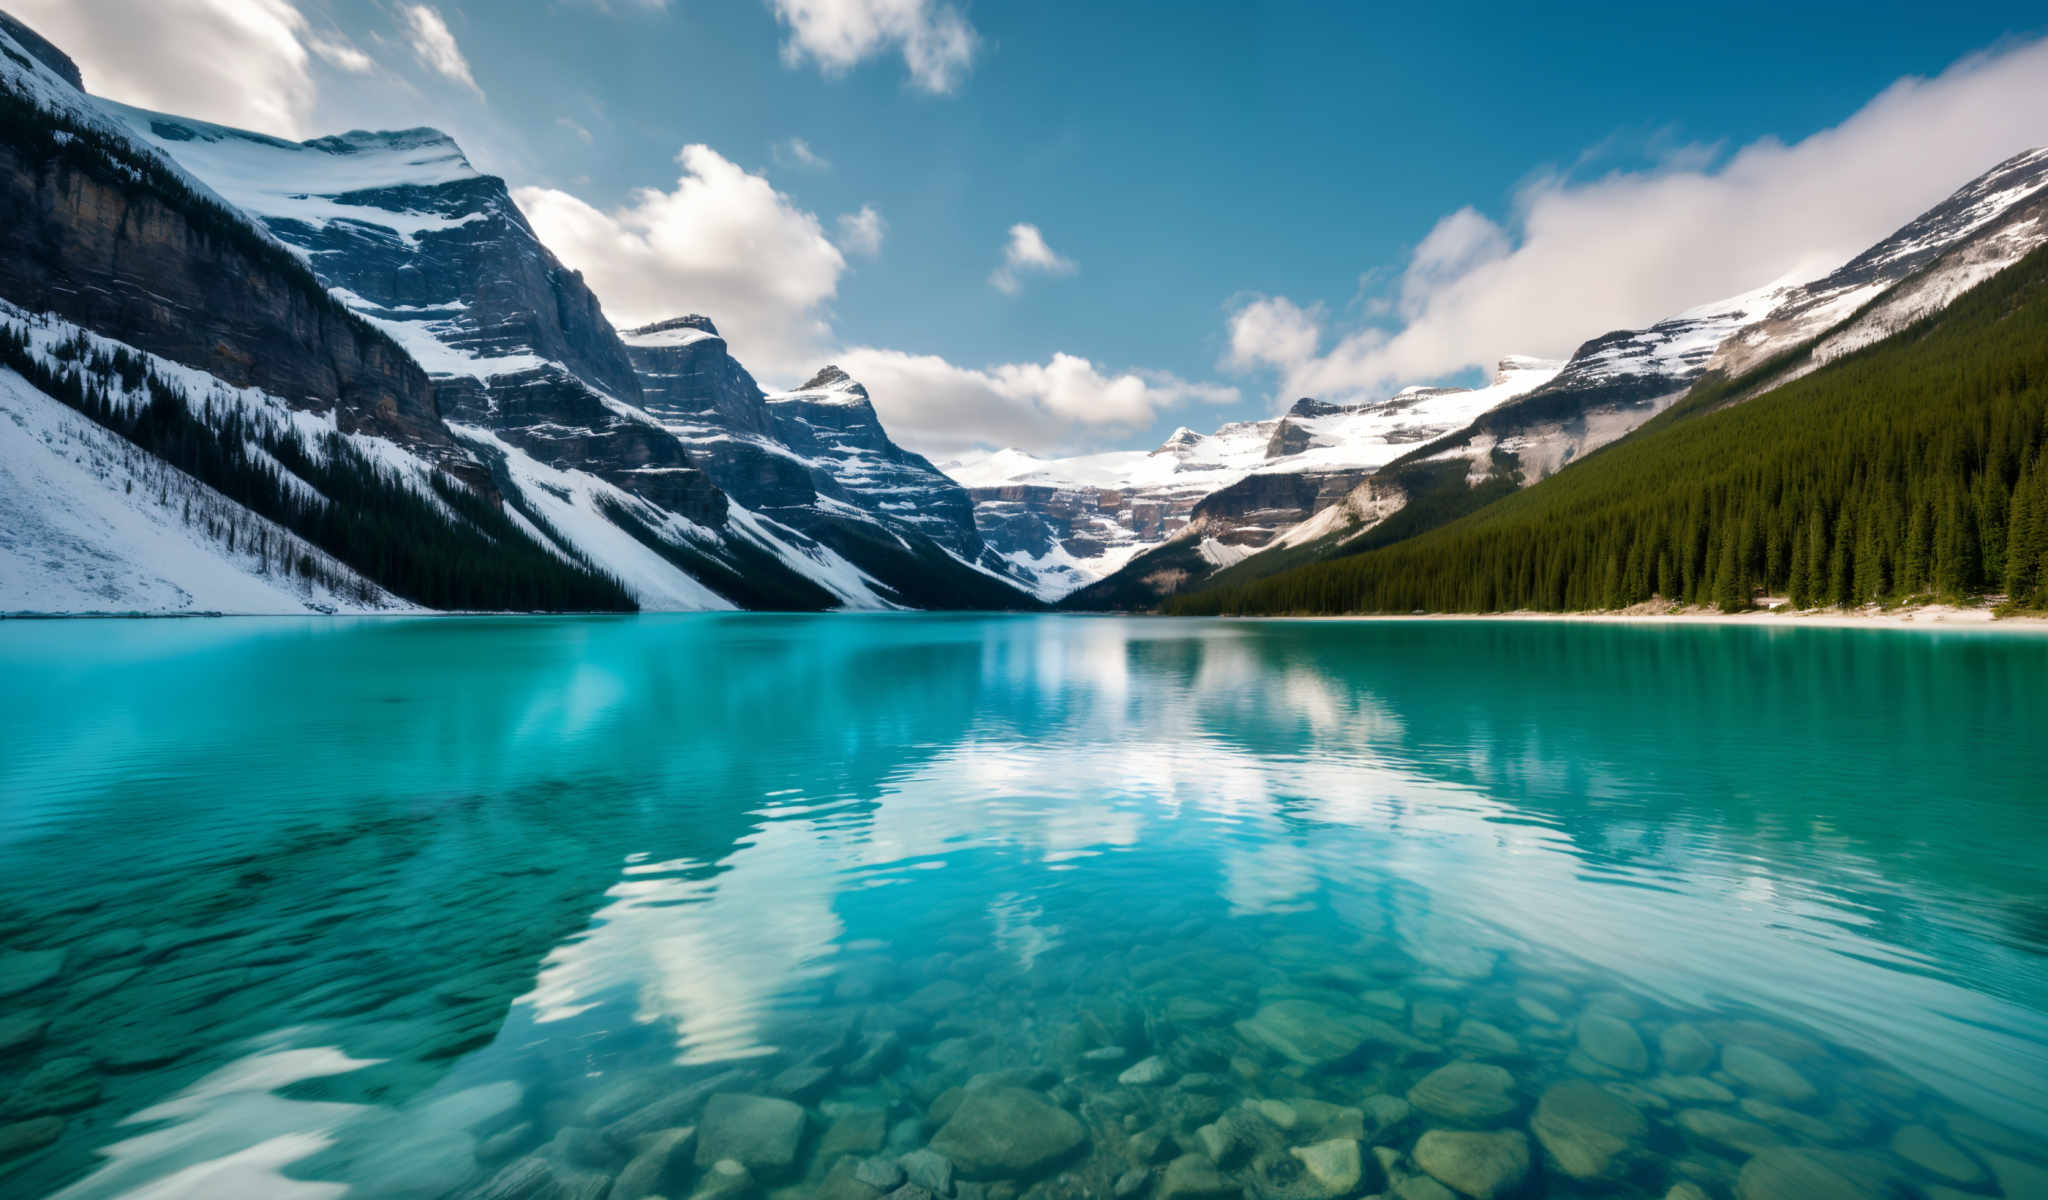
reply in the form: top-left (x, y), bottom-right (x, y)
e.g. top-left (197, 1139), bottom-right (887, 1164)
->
top-left (20, 1), bottom-right (2048, 456)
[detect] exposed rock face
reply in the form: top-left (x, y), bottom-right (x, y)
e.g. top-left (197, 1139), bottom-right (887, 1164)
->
top-left (0, 132), bottom-right (445, 453)
top-left (106, 108), bottom-right (730, 526)
top-left (0, 12), bottom-right (80, 89)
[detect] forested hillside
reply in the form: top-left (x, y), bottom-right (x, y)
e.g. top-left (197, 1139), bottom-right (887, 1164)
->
top-left (1174, 245), bottom-right (2048, 617)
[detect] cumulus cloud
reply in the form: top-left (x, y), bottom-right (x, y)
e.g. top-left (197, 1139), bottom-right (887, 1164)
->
top-left (768, 0), bottom-right (977, 94)
top-left (401, 4), bottom-right (481, 96)
top-left (990, 223), bottom-right (1076, 294)
top-left (836, 348), bottom-right (1238, 455)
top-left (517, 145), bottom-right (848, 379)
top-left (1228, 36), bottom-right (2048, 402)
top-left (1224, 296), bottom-right (1322, 373)
top-left (774, 137), bottom-right (830, 170)
top-left (835, 206), bottom-right (886, 257)
top-left (11, 0), bottom-right (328, 137)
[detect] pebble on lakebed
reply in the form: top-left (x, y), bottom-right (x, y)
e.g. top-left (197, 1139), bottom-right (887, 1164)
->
top-left (2, 913), bottom-right (2044, 1200)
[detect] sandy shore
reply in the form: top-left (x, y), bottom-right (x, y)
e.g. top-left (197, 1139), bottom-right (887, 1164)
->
top-left (1272, 602), bottom-right (2048, 632)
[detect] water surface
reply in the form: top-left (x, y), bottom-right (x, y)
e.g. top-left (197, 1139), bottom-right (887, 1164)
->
top-left (0, 615), bottom-right (2043, 1199)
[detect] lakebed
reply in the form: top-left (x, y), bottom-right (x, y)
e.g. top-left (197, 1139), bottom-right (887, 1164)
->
top-left (0, 615), bottom-right (2043, 1199)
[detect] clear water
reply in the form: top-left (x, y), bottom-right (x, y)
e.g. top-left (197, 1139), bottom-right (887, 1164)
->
top-left (0, 615), bottom-right (2044, 1200)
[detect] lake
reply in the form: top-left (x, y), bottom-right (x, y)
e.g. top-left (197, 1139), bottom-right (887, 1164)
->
top-left (0, 615), bottom-right (2043, 1200)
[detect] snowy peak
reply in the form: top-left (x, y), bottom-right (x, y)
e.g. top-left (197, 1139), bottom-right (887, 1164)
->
top-left (622, 315), bottom-right (723, 348)
top-left (1153, 426), bottom-right (1204, 454)
top-left (0, 11), bottom-right (79, 89)
top-left (774, 365), bottom-right (871, 406)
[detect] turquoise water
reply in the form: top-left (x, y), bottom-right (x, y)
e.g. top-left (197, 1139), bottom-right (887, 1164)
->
top-left (0, 615), bottom-right (2044, 1200)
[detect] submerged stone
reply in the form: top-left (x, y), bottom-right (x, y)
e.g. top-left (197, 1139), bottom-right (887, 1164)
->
top-left (1530, 1079), bottom-right (1646, 1182)
top-left (613, 1126), bottom-right (695, 1200)
top-left (1575, 1012), bottom-right (1649, 1074)
top-left (928, 1087), bottom-right (1085, 1180)
top-left (0, 1016), bottom-right (47, 1058)
top-left (1889, 1124), bottom-right (1986, 1186)
top-left (1659, 1023), bottom-right (1716, 1075)
top-left (900, 1147), bottom-right (954, 1194)
top-left (1120, 1056), bottom-right (1172, 1086)
top-left (694, 1093), bottom-right (807, 1175)
top-left (1235, 999), bottom-right (1417, 1069)
top-left (1406, 1062), bottom-right (1517, 1126)
top-left (1651, 1075), bottom-right (1735, 1104)
top-left (1678, 1108), bottom-right (1782, 1156)
top-left (1289, 1138), bottom-right (1363, 1196)
top-left (1735, 1148), bottom-right (1906, 1200)
top-left (1412, 1129), bottom-right (1531, 1200)
top-left (0, 1116), bottom-right (63, 1165)
top-left (1721, 1045), bottom-right (1816, 1105)
top-left (1158, 1153), bottom-right (1238, 1200)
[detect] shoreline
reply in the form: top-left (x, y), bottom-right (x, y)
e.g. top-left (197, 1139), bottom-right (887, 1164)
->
top-left (1258, 603), bottom-right (2048, 632)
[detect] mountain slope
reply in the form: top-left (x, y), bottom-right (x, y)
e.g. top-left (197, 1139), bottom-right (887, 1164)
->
top-left (957, 356), bottom-right (1562, 600)
top-left (0, 18), bottom-right (638, 613)
top-left (1174, 242), bottom-right (2048, 616)
top-left (109, 101), bottom-right (1031, 612)
top-left (621, 323), bottom-right (1036, 607)
top-left (1143, 145), bottom-right (2048, 612)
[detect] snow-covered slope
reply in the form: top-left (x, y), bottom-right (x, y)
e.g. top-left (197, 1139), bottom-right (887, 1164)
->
top-left (108, 100), bottom-right (1026, 610)
top-left (955, 357), bottom-right (1561, 600)
top-left (0, 304), bottom-right (415, 615)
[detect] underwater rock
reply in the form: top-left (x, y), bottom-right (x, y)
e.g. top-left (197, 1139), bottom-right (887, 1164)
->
top-left (1650, 1076), bottom-right (1735, 1104)
top-left (855, 1156), bottom-right (907, 1190)
top-left (1658, 1024), bottom-right (1715, 1075)
top-left (1157, 1153), bottom-right (1238, 1199)
top-left (928, 1087), bottom-right (1086, 1180)
top-left (1529, 1079), bottom-right (1646, 1182)
top-left (0, 1116), bottom-right (63, 1167)
top-left (695, 1093), bottom-right (807, 1175)
top-left (613, 1126), bottom-right (696, 1199)
top-left (1411, 1129), bottom-right (1531, 1200)
top-left (1235, 999), bottom-right (1419, 1069)
top-left (1720, 1046), bottom-right (1816, 1105)
top-left (1575, 1013), bottom-right (1648, 1074)
top-left (1120, 1057), bottom-right (1173, 1086)
top-left (901, 1147), bottom-right (954, 1194)
top-left (1406, 1062), bottom-right (1517, 1126)
top-left (1677, 1108), bottom-right (1782, 1156)
top-left (1735, 1148), bottom-right (1907, 1200)
top-left (1889, 1124), bottom-right (1987, 1186)
top-left (1289, 1138), bottom-right (1363, 1196)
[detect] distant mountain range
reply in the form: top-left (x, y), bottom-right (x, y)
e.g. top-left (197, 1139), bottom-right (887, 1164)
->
top-left (2, 9), bottom-right (2045, 615)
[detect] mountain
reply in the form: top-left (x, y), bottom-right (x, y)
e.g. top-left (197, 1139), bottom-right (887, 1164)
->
top-left (1174, 239), bottom-right (2048, 616)
top-left (620, 323), bottom-right (1031, 607)
top-left (952, 356), bottom-right (1562, 600)
top-left (0, 16), bottom-right (644, 614)
top-left (0, 12), bottom-right (1033, 613)
top-left (1114, 146), bottom-right (2048, 612)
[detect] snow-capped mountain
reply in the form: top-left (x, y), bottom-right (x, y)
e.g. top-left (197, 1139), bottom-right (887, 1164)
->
top-left (0, 14), bottom-right (1029, 613)
top-left (953, 356), bottom-right (1562, 600)
top-left (1055, 145), bottom-right (2048, 611)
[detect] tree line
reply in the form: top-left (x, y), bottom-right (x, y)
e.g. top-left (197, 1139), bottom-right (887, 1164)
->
top-left (1175, 244), bottom-right (2048, 617)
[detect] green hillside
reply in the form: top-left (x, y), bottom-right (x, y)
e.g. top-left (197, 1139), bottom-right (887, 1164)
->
top-left (1173, 245), bottom-right (2048, 617)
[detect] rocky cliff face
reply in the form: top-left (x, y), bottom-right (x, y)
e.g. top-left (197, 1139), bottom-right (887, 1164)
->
top-left (109, 108), bottom-right (732, 527)
top-left (0, 93), bottom-right (448, 457)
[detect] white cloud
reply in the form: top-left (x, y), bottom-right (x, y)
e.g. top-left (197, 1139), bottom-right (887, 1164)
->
top-left (835, 206), bottom-right (886, 257)
top-left (774, 137), bottom-right (830, 170)
top-left (1230, 36), bottom-right (2048, 402)
top-left (519, 153), bottom-right (1231, 453)
top-left (305, 33), bottom-right (373, 73)
top-left (556, 117), bottom-right (595, 144)
top-left (10, 0), bottom-right (323, 138)
top-left (990, 223), bottom-right (1076, 294)
top-left (836, 348), bottom-right (1238, 455)
top-left (1224, 295), bottom-right (1322, 373)
top-left (400, 4), bottom-right (481, 96)
top-left (516, 145), bottom-right (848, 380)
top-left (768, 0), bottom-right (977, 94)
